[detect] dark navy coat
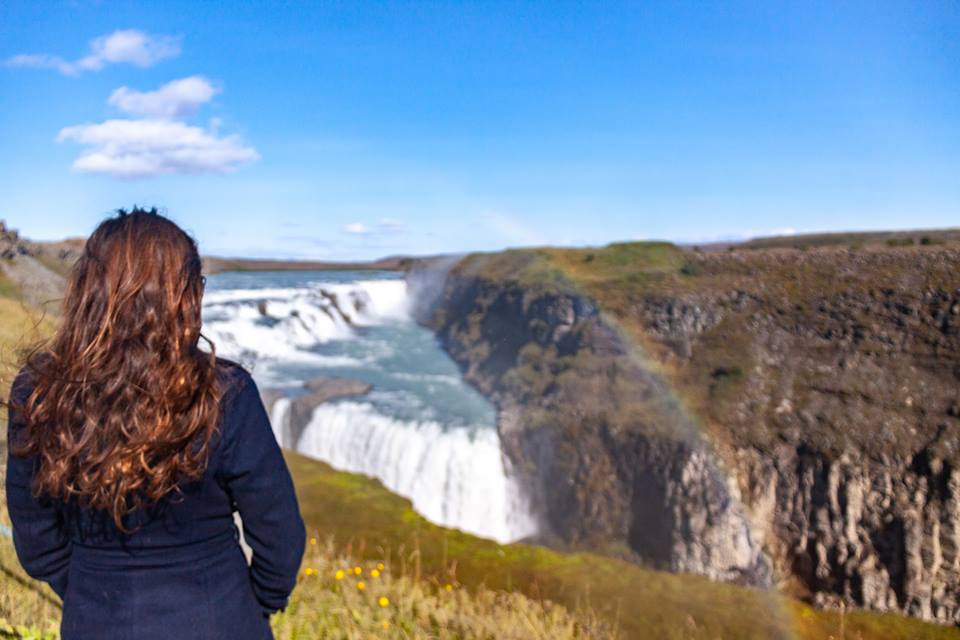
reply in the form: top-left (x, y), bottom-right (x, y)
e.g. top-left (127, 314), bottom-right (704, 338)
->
top-left (5, 358), bottom-right (306, 639)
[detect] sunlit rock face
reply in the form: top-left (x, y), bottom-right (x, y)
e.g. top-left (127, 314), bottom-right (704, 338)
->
top-left (408, 257), bottom-right (772, 588)
top-left (411, 246), bottom-right (960, 625)
top-left (737, 446), bottom-right (960, 623)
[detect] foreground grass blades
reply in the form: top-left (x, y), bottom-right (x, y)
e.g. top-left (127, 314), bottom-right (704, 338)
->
top-left (273, 537), bottom-right (618, 640)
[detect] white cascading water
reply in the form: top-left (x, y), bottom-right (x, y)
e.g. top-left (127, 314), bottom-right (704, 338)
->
top-left (202, 274), bottom-right (538, 544)
top-left (272, 399), bottom-right (537, 543)
top-left (202, 281), bottom-right (410, 370)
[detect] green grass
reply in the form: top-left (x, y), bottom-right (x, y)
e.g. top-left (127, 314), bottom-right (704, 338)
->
top-left (273, 537), bottom-right (618, 639)
top-left (0, 297), bottom-right (54, 403)
top-left (740, 228), bottom-right (960, 251)
top-left (29, 253), bottom-right (73, 280)
top-left (0, 499), bottom-right (618, 640)
top-left (450, 241), bottom-right (687, 300)
top-left (0, 270), bottom-right (20, 300)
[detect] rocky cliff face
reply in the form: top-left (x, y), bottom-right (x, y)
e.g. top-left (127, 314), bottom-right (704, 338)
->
top-left (409, 245), bottom-right (960, 625)
top-left (408, 255), bottom-right (772, 587)
top-left (629, 252), bottom-right (960, 624)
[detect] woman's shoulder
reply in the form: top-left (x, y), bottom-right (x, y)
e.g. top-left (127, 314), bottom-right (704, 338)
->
top-left (213, 356), bottom-right (259, 407)
top-left (9, 352), bottom-right (53, 404)
top-left (209, 357), bottom-right (272, 466)
top-left (214, 355), bottom-right (248, 381)
top-left (9, 364), bottom-right (34, 401)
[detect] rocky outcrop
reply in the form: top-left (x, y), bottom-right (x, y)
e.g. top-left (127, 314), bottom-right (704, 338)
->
top-left (631, 249), bottom-right (960, 624)
top-left (407, 258), bottom-right (771, 586)
top-left (262, 376), bottom-right (372, 449)
top-left (736, 445), bottom-right (960, 622)
top-left (0, 220), bottom-right (30, 260)
top-left (0, 220), bottom-right (73, 314)
top-left (408, 246), bottom-right (960, 625)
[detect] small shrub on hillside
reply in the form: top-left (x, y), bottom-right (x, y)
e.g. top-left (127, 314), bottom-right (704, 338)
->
top-left (886, 237), bottom-right (915, 247)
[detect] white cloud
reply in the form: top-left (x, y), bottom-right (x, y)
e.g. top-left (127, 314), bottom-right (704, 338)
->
top-left (6, 29), bottom-right (180, 76)
top-left (343, 222), bottom-right (370, 235)
top-left (57, 74), bottom-right (256, 179)
top-left (670, 227), bottom-right (805, 245)
top-left (6, 54), bottom-right (73, 74)
top-left (109, 76), bottom-right (219, 119)
top-left (728, 227), bottom-right (800, 241)
top-left (341, 218), bottom-right (406, 237)
top-left (56, 119), bottom-right (258, 178)
top-left (770, 227), bottom-right (798, 237)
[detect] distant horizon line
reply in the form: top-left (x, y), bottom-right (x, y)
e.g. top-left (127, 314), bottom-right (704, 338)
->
top-left (201, 225), bottom-right (960, 266)
top-left (10, 220), bottom-right (960, 265)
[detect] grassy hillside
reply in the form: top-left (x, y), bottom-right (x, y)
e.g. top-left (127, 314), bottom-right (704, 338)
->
top-left (0, 488), bottom-right (617, 640)
top-left (739, 228), bottom-right (960, 251)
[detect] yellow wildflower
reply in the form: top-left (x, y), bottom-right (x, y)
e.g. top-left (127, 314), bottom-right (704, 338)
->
top-left (377, 562), bottom-right (385, 571)
top-left (354, 566), bottom-right (363, 575)
top-left (303, 568), bottom-right (315, 577)
top-left (357, 580), bottom-right (366, 591)
top-left (381, 621), bottom-right (390, 630)
top-left (378, 596), bottom-right (390, 608)
top-left (444, 583), bottom-right (454, 592)
top-left (335, 569), bottom-right (345, 581)
top-left (370, 569), bottom-right (380, 578)
top-left (309, 537), bottom-right (317, 545)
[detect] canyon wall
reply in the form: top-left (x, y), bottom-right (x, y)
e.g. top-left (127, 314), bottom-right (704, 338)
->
top-left (409, 245), bottom-right (960, 625)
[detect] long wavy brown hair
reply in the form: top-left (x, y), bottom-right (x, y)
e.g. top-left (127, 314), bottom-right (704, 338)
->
top-left (8, 207), bottom-right (224, 531)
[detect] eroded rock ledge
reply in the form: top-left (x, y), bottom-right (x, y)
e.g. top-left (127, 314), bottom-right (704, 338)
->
top-left (261, 376), bottom-right (372, 450)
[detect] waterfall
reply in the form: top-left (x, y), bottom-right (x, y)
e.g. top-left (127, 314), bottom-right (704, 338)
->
top-left (277, 399), bottom-right (538, 543)
top-left (201, 280), bottom-right (410, 368)
top-left (203, 273), bottom-right (539, 544)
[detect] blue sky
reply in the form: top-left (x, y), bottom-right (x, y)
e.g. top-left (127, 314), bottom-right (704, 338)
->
top-left (1, 1), bottom-right (957, 260)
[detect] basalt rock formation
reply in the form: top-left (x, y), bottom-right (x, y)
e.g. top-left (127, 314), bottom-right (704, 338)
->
top-left (261, 376), bottom-right (373, 450)
top-left (409, 243), bottom-right (960, 625)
